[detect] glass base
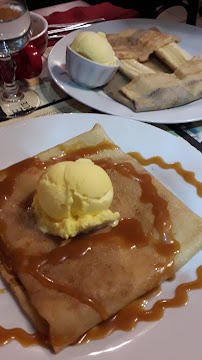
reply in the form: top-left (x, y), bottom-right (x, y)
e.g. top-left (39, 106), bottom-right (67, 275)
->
top-left (0, 88), bottom-right (40, 120)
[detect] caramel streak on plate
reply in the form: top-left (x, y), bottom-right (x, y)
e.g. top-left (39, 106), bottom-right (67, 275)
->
top-left (78, 265), bottom-right (202, 344)
top-left (0, 326), bottom-right (47, 347)
top-left (129, 152), bottom-right (202, 198)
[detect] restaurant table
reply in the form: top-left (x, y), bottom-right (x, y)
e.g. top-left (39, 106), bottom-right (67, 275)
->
top-left (0, 1), bottom-right (201, 154)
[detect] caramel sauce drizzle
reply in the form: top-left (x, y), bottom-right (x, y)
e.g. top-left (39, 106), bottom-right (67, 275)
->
top-left (96, 160), bottom-right (179, 258)
top-left (8, 155), bottom-right (178, 318)
top-left (0, 143), bottom-right (118, 320)
top-left (0, 143), bottom-right (117, 204)
top-left (0, 326), bottom-right (47, 347)
top-left (78, 266), bottom-right (202, 343)
top-left (129, 152), bottom-right (202, 198)
top-left (0, 142), bottom-right (201, 349)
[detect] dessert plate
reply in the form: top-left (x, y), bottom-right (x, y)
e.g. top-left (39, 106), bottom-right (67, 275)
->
top-left (0, 113), bottom-right (201, 360)
top-left (48, 18), bottom-right (202, 124)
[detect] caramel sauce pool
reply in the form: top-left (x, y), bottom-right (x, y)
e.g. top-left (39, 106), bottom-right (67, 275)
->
top-left (0, 143), bottom-right (201, 349)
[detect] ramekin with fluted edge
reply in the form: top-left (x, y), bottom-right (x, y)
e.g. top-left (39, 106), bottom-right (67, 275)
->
top-left (66, 44), bottom-right (120, 88)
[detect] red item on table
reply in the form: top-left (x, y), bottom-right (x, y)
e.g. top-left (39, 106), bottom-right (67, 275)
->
top-left (0, 44), bottom-right (42, 82)
top-left (13, 44), bottom-right (42, 79)
top-left (45, 2), bottom-right (140, 46)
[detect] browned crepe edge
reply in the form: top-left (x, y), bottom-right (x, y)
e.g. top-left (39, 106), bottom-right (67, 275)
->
top-left (0, 260), bottom-right (49, 335)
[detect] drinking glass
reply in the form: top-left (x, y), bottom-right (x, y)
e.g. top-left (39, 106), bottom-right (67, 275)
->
top-left (0, 0), bottom-right (40, 119)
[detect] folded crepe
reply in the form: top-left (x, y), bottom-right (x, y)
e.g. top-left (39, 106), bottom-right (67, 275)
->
top-left (106, 27), bottom-right (180, 62)
top-left (174, 55), bottom-right (202, 100)
top-left (104, 55), bottom-right (202, 112)
top-left (0, 124), bottom-right (201, 353)
top-left (104, 26), bottom-right (202, 112)
top-left (103, 71), bottom-right (136, 111)
top-left (102, 56), bottom-right (172, 111)
top-left (120, 72), bottom-right (192, 112)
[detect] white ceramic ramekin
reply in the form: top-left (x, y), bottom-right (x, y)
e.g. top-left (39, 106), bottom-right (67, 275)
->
top-left (66, 44), bottom-right (120, 88)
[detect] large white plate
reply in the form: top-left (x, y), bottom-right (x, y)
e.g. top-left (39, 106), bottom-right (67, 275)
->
top-left (0, 114), bottom-right (201, 360)
top-left (48, 19), bottom-right (202, 124)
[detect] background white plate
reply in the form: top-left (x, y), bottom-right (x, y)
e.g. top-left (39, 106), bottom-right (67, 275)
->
top-left (0, 114), bottom-right (201, 360)
top-left (48, 19), bottom-right (202, 124)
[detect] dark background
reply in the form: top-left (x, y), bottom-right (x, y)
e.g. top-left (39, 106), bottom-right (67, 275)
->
top-left (27, 0), bottom-right (200, 26)
top-left (27, 1), bottom-right (139, 11)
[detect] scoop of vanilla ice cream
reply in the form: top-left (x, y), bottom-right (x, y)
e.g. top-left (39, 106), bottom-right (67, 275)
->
top-left (32, 159), bottom-right (120, 240)
top-left (71, 31), bottom-right (117, 66)
top-left (37, 159), bottom-right (113, 220)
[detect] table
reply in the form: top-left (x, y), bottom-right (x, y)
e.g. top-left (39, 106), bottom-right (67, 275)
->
top-left (0, 2), bottom-right (202, 154)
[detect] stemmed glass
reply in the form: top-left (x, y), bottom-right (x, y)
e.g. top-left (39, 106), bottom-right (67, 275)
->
top-left (0, 0), bottom-right (40, 119)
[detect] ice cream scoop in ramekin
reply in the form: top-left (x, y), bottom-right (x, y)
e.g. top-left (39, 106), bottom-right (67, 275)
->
top-left (66, 31), bottom-right (120, 88)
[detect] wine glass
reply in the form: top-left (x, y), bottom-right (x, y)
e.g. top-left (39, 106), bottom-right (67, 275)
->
top-left (0, 0), bottom-right (40, 119)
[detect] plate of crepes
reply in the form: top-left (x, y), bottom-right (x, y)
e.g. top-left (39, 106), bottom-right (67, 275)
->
top-left (48, 18), bottom-right (202, 124)
top-left (0, 113), bottom-right (201, 360)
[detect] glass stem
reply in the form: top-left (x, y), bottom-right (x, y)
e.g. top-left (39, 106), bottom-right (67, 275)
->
top-left (0, 56), bottom-right (23, 103)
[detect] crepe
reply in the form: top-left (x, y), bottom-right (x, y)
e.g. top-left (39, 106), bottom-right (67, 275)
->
top-left (103, 71), bottom-right (136, 111)
top-left (105, 26), bottom-right (202, 112)
top-left (0, 124), bottom-right (201, 353)
top-left (120, 72), bottom-right (192, 112)
top-left (106, 27), bottom-right (180, 62)
top-left (120, 56), bottom-right (202, 111)
top-left (104, 55), bottom-right (202, 112)
top-left (102, 56), bottom-right (172, 111)
top-left (174, 55), bottom-right (202, 100)
top-left (119, 56), bottom-right (172, 80)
